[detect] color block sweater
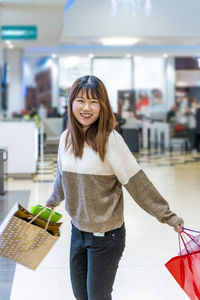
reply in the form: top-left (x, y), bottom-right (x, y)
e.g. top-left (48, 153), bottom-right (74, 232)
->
top-left (47, 130), bottom-right (183, 232)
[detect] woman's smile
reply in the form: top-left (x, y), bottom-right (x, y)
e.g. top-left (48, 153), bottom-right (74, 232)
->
top-left (80, 113), bottom-right (93, 119)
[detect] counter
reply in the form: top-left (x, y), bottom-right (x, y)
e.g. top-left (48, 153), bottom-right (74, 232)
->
top-left (0, 121), bottom-right (38, 174)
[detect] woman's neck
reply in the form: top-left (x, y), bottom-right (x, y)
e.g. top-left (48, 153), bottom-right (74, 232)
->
top-left (82, 125), bottom-right (90, 132)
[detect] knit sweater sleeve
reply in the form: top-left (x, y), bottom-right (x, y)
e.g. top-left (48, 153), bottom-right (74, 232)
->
top-left (46, 132), bottom-right (65, 207)
top-left (106, 130), bottom-right (183, 227)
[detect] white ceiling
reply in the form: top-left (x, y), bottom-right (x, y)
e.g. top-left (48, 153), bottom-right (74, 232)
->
top-left (0, 0), bottom-right (65, 5)
top-left (0, 0), bottom-right (66, 49)
top-left (1, 0), bottom-right (200, 56)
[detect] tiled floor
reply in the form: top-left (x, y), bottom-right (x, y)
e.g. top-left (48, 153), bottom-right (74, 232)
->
top-left (1, 150), bottom-right (200, 300)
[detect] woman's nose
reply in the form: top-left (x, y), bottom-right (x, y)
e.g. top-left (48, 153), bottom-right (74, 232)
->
top-left (83, 102), bottom-right (91, 110)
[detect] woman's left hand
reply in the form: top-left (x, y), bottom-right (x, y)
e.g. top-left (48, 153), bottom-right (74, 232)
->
top-left (174, 222), bottom-right (184, 233)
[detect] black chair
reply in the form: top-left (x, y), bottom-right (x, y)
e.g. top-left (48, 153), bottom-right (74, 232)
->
top-left (121, 129), bottom-right (140, 153)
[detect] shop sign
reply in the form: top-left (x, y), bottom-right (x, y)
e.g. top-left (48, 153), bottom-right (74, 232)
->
top-left (1, 26), bottom-right (37, 40)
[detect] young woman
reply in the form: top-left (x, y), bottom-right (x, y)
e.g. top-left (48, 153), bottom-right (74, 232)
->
top-left (46, 75), bottom-right (183, 300)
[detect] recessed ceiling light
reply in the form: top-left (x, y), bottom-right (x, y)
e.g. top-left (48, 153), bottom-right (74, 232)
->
top-left (51, 54), bottom-right (57, 58)
top-left (100, 37), bottom-right (139, 46)
top-left (89, 53), bottom-right (94, 58)
top-left (163, 53), bottom-right (168, 58)
top-left (126, 53), bottom-right (131, 58)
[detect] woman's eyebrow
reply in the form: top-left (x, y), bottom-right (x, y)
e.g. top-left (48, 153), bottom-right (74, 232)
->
top-left (76, 96), bottom-right (98, 100)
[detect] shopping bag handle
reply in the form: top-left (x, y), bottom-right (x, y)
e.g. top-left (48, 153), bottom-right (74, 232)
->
top-left (182, 230), bottom-right (200, 249)
top-left (178, 232), bottom-right (190, 255)
top-left (182, 227), bottom-right (200, 237)
top-left (44, 210), bottom-right (54, 231)
top-left (29, 207), bottom-right (54, 231)
top-left (178, 229), bottom-right (200, 255)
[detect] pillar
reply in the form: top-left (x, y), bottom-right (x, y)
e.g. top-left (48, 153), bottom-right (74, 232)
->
top-left (5, 48), bottom-right (24, 118)
top-left (165, 57), bottom-right (176, 111)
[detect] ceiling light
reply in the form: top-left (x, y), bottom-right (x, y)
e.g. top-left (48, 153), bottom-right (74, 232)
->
top-left (51, 54), bottom-right (57, 58)
top-left (163, 53), bottom-right (168, 58)
top-left (126, 53), bottom-right (131, 58)
top-left (100, 37), bottom-right (139, 46)
top-left (89, 53), bottom-right (94, 58)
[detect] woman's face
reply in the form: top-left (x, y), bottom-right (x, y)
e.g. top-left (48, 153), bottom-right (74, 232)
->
top-left (72, 90), bottom-right (101, 127)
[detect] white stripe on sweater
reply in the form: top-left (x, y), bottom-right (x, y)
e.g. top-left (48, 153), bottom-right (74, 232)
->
top-left (58, 130), bottom-right (141, 185)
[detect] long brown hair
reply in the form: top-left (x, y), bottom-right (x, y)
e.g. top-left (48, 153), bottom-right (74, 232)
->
top-left (66, 75), bottom-right (115, 161)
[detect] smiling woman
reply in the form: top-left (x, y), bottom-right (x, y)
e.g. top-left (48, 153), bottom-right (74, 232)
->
top-left (46, 75), bottom-right (183, 300)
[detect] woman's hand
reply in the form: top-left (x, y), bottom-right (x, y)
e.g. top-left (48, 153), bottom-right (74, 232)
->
top-left (46, 204), bottom-right (55, 210)
top-left (174, 222), bottom-right (184, 233)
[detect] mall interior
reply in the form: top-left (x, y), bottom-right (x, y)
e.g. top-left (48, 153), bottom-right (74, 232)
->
top-left (0, 0), bottom-right (200, 299)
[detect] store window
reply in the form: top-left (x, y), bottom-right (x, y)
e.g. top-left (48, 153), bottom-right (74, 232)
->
top-left (59, 56), bottom-right (91, 108)
top-left (92, 58), bottom-right (132, 112)
top-left (134, 57), bottom-right (165, 116)
top-left (24, 56), bottom-right (53, 113)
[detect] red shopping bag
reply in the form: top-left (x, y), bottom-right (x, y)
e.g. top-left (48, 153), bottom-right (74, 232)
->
top-left (165, 228), bottom-right (200, 300)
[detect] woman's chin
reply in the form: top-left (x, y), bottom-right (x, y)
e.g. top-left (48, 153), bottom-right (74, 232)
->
top-left (80, 121), bottom-right (92, 127)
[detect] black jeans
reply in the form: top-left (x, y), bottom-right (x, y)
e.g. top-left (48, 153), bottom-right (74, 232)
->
top-left (70, 223), bottom-right (126, 300)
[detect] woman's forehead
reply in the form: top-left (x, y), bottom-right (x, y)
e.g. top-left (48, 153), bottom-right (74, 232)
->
top-left (77, 88), bottom-right (98, 99)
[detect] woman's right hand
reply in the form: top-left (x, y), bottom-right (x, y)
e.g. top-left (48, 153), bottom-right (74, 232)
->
top-left (174, 222), bottom-right (184, 233)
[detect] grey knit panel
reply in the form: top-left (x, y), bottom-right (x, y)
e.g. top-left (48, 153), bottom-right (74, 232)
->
top-left (47, 164), bottom-right (65, 207)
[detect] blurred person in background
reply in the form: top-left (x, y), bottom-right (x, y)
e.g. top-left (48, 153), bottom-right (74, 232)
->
top-left (167, 104), bottom-right (177, 123)
top-left (186, 98), bottom-right (197, 152)
top-left (38, 103), bottom-right (47, 120)
top-left (113, 112), bottom-right (125, 135)
top-left (195, 103), bottom-right (200, 152)
top-left (48, 106), bottom-right (61, 118)
top-left (62, 105), bottom-right (68, 132)
top-left (23, 107), bottom-right (40, 129)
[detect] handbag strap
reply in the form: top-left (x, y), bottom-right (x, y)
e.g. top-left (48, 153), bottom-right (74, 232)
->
top-left (29, 207), bottom-right (54, 231)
